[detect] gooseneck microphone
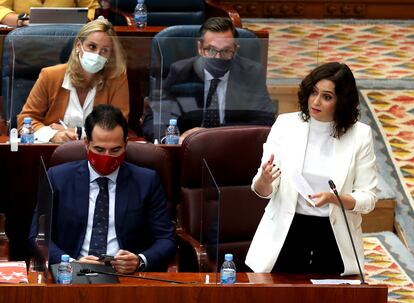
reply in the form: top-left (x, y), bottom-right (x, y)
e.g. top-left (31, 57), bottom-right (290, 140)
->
top-left (328, 180), bottom-right (367, 285)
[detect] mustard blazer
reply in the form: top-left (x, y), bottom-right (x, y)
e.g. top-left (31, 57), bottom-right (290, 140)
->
top-left (17, 64), bottom-right (129, 132)
top-left (245, 112), bottom-right (378, 275)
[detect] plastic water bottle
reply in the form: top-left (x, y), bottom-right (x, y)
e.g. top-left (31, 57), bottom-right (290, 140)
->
top-left (220, 253), bottom-right (236, 284)
top-left (20, 117), bottom-right (35, 144)
top-left (134, 0), bottom-right (147, 29)
top-left (165, 119), bottom-right (180, 144)
top-left (57, 254), bottom-right (73, 285)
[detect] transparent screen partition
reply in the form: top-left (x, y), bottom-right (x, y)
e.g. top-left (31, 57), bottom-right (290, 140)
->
top-left (31, 157), bottom-right (53, 284)
top-left (201, 159), bottom-right (220, 283)
top-left (146, 37), bottom-right (165, 142)
top-left (145, 36), bottom-right (278, 143)
top-left (2, 25), bottom-right (82, 133)
top-left (3, 30), bottom-right (155, 139)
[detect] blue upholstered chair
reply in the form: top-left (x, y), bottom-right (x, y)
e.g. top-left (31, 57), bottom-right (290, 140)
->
top-left (1, 25), bottom-right (81, 130)
top-left (100, 0), bottom-right (241, 27)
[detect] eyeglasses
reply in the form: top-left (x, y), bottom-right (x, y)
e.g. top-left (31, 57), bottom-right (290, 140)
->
top-left (202, 47), bottom-right (235, 59)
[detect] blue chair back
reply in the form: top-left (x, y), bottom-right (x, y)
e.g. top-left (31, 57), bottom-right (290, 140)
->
top-left (2, 25), bottom-right (81, 130)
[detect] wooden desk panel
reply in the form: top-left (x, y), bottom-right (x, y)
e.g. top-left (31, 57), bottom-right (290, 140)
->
top-left (0, 272), bottom-right (386, 303)
top-left (220, 0), bottom-right (414, 19)
top-left (0, 142), bottom-right (58, 261)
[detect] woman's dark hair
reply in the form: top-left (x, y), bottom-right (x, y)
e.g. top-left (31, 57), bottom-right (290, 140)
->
top-left (298, 62), bottom-right (359, 138)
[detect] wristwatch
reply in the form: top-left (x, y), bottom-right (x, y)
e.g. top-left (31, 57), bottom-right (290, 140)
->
top-left (17, 13), bottom-right (29, 27)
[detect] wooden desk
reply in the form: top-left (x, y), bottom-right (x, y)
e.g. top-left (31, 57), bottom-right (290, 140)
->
top-left (0, 272), bottom-right (387, 303)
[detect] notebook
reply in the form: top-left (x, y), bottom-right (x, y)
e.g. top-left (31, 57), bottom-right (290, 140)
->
top-left (29, 7), bottom-right (88, 25)
top-left (0, 261), bottom-right (28, 284)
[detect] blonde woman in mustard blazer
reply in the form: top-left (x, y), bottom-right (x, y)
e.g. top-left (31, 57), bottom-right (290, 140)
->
top-left (245, 62), bottom-right (377, 275)
top-left (17, 18), bottom-right (129, 143)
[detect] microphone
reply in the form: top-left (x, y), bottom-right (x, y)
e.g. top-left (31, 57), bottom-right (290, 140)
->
top-left (328, 180), bottom-right (367, 285)
top-left (77, 269), bottom-right (196, 284)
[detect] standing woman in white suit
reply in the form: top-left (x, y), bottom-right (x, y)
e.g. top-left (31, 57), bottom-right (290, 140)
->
top-left (245, 62), bottom-right (377, 275)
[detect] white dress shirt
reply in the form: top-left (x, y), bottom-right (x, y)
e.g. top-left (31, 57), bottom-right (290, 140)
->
top-left (204, 70), bottom-right (229, 124)
top-left (78, 162), bottom-right (148, 268)
top-left (79, 163), bottom-right (120, 258)
top-left (296, 118), bottom-right (334, 217)
top-left (34, 73), bottom-right (96, 143)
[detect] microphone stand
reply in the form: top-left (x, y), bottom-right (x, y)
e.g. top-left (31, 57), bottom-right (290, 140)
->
top-left (78, 269), bottom-right (198, 285)
top-left (328, 180), bottom-right (367, 285)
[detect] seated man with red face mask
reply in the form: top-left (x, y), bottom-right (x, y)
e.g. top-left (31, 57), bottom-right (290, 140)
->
top-left (29, 104), bottom-right (176, 273)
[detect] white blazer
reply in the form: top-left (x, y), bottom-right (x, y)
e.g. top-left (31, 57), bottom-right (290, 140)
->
top-left (245, 112), bottom-right (377, 275)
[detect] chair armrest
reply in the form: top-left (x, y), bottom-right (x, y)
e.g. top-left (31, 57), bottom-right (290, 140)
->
top-left (205, 0), bottom-right (242, 28)
top-left (176, 227), bottom-right (210, 272)
top-left (167, 248), bottom-right (179, 273)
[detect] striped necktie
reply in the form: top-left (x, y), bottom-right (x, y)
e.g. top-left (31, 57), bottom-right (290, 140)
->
top-left (88, 177), bottom-right (109, 256)
top-left (203, 78), bottom-right (221, 127)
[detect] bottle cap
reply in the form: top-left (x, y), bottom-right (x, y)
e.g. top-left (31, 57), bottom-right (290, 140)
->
top-left (224, 253), bottom-right (233, 261)
top-left (169, 119), bottom-right (177, 126)
top-left (61, 254), bottom-right (70, 262)
top-left (137, 0), bottom-right (144, 4)
top-left (23, 117), bottom-right (32, 124)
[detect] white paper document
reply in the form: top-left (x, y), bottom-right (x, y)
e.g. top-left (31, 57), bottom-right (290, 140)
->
top-left (311, 279), bottom-right (361, 285)
top-left (290, 170), bottom-right (316, 206)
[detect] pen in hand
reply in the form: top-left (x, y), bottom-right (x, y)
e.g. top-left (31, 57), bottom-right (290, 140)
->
top-left (59, 119), bottom-right (68, 130)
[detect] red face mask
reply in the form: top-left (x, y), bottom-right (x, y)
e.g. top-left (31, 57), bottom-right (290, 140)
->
top-left (87, 150), bottom-right (125, 176)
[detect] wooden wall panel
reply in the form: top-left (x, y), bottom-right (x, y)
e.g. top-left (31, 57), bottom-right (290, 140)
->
top-left (219, 0), bottom-right (414, 19)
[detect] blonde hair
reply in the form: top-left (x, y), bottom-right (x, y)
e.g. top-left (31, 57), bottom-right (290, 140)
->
top-left (67, 18), bottom-right (126, 89)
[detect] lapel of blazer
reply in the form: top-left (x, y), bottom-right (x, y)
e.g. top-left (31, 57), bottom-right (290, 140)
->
top-left (284, 116), bottom-right (309, 213)
top-left (74, 161), bottom-right (91, 252)
top-left (224, 56), bottom-right (242, 108)
top-left (329, 128), bottom-right (354, 215)
top-left (293, 117), bottom-right (310, 174)
top-left (331, 129), bottom-right (354, 193)
top-left (76, 161), bottom-right (90, 218)
top-left (52, 65), bottom-right (71, 120)
top-left (114, 163), bottom-right (130, 243)
top-left (193, 57), bottom-right (207, 109)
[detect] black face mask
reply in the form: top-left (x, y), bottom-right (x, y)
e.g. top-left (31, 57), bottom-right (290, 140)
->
top-left (202, 57), bottom-right (233, 78)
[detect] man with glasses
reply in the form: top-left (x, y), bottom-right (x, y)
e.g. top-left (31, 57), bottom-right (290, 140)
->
top-left (142, 17), bottom-right (276, 142)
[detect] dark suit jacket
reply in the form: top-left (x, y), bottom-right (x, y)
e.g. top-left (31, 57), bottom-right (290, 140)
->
top-left (142, 55), bottom-right (276, 141)
top-left (29, 160), bottom-right (176, 271)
